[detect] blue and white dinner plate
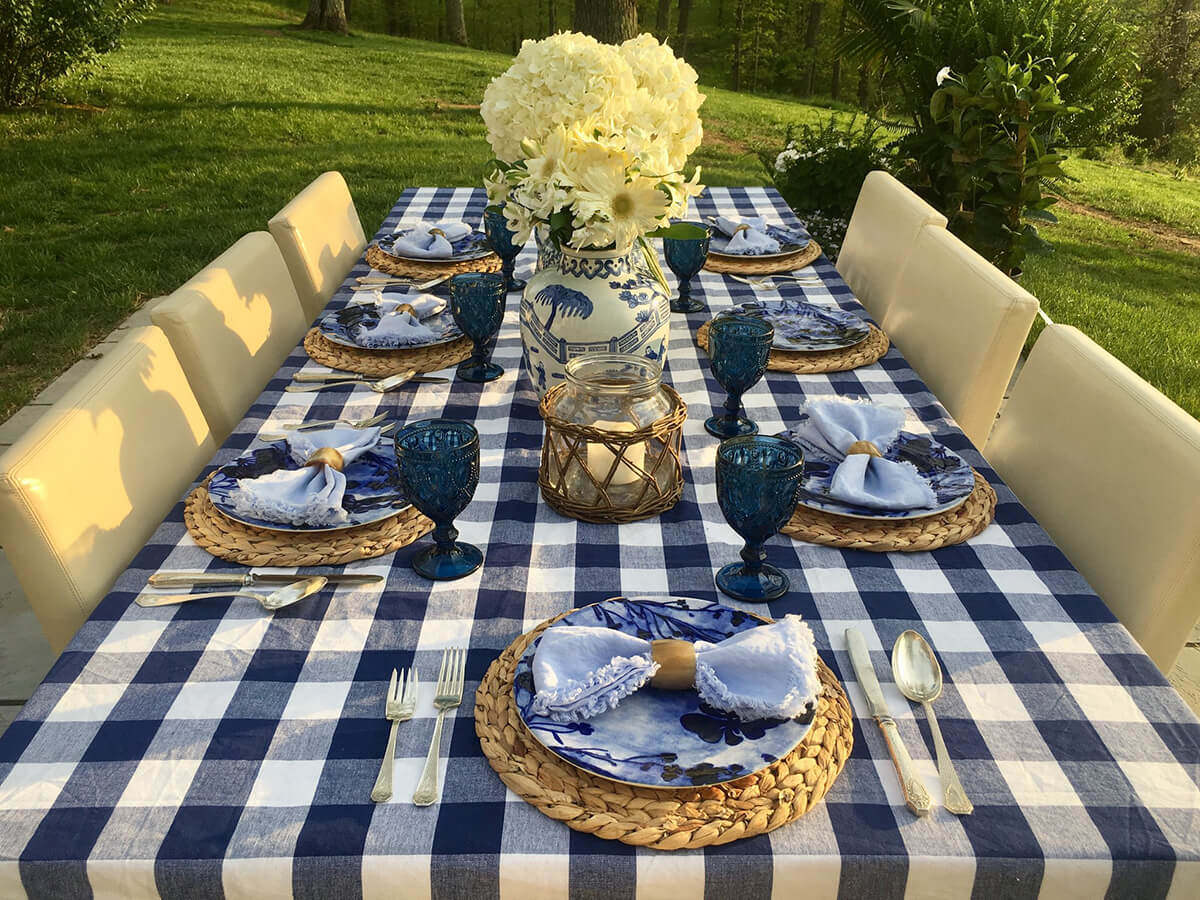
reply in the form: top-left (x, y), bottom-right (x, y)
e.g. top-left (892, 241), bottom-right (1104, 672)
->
top-left (207, 442), bottom-right (410, 533)
top-left (317, 303), bottom-right (463, 350)
top-left (782, 415), bottom-right (976, 521)
top-left (514, 597), bottom-right (815, 788)
top-left (707, 219), bottom-right (811, 260)
top-left (730, 299), bottom-right (871, 352)
top-left (381, 226), bottom-right (492, 262)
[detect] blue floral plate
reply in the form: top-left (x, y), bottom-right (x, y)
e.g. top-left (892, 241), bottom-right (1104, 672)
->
top-left (317, 303), bottom-right (463, 350)
top-left (729, 299), bottom-right (871, 352)
top-left (207, 442), bottom-right (410, 533)
top-left (782, 415), bottom-right (976, 521)
top-left (707, 219), bottom-right (811, 259)
top-left (382, 227), bottom-right (492, 262)
top-left (514, 597), bottom-right (816, 788)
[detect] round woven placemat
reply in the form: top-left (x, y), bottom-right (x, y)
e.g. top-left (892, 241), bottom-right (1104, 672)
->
top-left (183, 477), bottom-right (433, 566)
top-left (695, 318), bottom-right (889, 374)
top-left (783, 470), bottom-right (996, 552)
top-left (475, 610), bottom-right (853, 850)
top-left (304, 329), bottom-right (472, 377)
top-left (704, 240), bottom-right (822, 275)
top-left (365, 245), bottom-right (502, 278)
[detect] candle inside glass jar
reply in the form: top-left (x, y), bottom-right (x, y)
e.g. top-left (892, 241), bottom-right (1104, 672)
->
top-left (588, 420), bottom-right (645, 487)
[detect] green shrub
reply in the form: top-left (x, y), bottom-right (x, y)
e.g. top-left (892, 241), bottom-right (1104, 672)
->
top-left (0, 0), bottom-right (154, 108)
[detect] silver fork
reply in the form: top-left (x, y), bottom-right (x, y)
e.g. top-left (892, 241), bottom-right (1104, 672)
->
top-left (370, 667), bottom-right (418, 802)
top-left (413, 647), bottom-right (467, 806)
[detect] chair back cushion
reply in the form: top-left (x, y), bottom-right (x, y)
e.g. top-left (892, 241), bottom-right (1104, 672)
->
top-left (268, 171), bottom-right (367, 321)
top-left (0, 327), bottom-right (216, 652)
top-left (986, 324), bottom-right (1200, 672)
top-left (836, 170), bottom-right (948, 322)
top-left (151, 231), bottom-right (308, 441)
top-left (882, 226), bottom-right (1038, 447)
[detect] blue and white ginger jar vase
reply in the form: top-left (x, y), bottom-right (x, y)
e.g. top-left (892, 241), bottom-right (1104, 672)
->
top-left (520, 243), bottom-right (670, 397)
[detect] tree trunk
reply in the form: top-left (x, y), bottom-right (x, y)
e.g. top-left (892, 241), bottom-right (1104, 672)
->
top-left (676, 0), bottom-right (693, 55)
top-left (344, 0), bottom-right (352, 20)
top-left (301, 0), bottom-right (348, 34)
top-left (803, 2), bottom-right (824, 96)
top-left (732, 0), bottom-right (745, 91)
top-left (573, 0), bottom-right (639, 42)
top-left (656, 0), bottom-right (672, 39)
top-left (549, 0), bottom-right (557, 31)
top-left (445, 0), bottom-right (468, 44)
top-left (856, 61), bottom-right (869, 109)
top-left (384, 0), bottom-right (399, 34)
top-left (830, 0), bottom-right (847, 100)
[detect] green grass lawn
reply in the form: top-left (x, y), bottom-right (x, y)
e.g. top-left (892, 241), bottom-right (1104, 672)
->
top-left (1, 0), bottom-right (1197, 423)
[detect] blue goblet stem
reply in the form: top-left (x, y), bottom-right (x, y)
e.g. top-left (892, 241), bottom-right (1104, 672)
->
top-left (723, 391), bottom-right (742, 424)
top-left (740, 540), bottom-right (766, 576)
top-left (432, 521), bottom-right (459, 553)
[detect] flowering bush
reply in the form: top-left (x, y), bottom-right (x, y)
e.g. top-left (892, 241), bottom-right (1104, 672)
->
top-left (480, 32), bottom-right (706, 252)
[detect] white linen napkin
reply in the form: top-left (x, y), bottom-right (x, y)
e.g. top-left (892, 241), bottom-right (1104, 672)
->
top-left (785, 399), bottom-right (938, 511)
top-left (531, 615), bottom-right (821, 723)
top-left (350, 291), bottom-right (446, 318)
top-left (390, 221), bottom-right (473, 259)
top-left (351, 298), bottom-right (441, 349)
top-left (715, 215), bottom-right (780, 255)
top-left (226, 426), bottom-right (383, 527)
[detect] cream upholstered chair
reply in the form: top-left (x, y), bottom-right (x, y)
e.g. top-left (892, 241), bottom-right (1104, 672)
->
top-left (268, 171), bottom-right (367, 321)
top-left (836, 170), bottom-right (948, 322)
top-left (985, 325), bottom-right (1200, 673)
top-left (881, 225), bottom-right (1038, 447)
top-left (151, 231), bottom-right (308, 442)
top-left (0, 327), bottom-right (216, 653)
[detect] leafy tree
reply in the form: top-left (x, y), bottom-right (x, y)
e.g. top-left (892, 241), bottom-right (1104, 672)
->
top-left (0, 0), bottom-right (154, 108)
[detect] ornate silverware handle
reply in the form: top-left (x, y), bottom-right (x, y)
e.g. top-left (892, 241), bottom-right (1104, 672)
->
top-left (878, 717), bottom-right (933, 816)
top-left (148, 573), bottom-right (250, 587)
top-left (370, 719), bottom-right (401, 803)
top-left (413, 709), bottom-right (447, 806)
top-left (924, 701), bottom-right (973, 815)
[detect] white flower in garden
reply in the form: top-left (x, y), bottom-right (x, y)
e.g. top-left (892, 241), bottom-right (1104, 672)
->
top-left (936, 66), bottom-right (952, 86)
top-left (775, 148), bottom-right (801, 173)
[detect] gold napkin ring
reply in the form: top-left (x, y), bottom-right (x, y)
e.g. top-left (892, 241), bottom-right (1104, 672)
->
top-left (733, 224), bottom-right (752, 235)
top-left (395, 303), bottom-right (416, 317)
top-left (304, 447), bottom-right (345, 472)
top-left (846, 440), bottom-right (883, 458)
top-left (649, 639), bottom-right (696, 690)
top-left (428, 228), bottom-right (447, 239)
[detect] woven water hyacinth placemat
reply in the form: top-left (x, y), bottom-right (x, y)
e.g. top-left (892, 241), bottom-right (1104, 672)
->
top-left (695, 318), bottom-right (890, 374)
top-left (474, 610), bottom-right (853, 850)
top-left (783, 471), bottom-right (997, 552)
top-left (703, 240), bottom-right (822, 275)
top-left (365, 245), bottom-right (502, 278)
top-left (304, 329), bottom-right (473, 377)
top-left (183, 477), bottom-right (433, 566)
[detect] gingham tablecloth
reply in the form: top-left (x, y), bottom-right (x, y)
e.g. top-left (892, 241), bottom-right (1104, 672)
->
top-left (1, 187), bottom-right (1197, 900)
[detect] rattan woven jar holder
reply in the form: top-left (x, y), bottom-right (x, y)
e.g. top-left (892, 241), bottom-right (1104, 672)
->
top-left (303, 329), bottom-right (473, 377)
top-left (474, 608), bottom-right (853, 850)
top-left (695, 318), bottom-right (890, 374)
top-left (703, 240), bottom-right (822, 275)
top-left (537, 384), bottom-right (688, 524)
top-left (183, 476), bottom-right (433, 566)
top-left (365, 245), bottom-right (502, 279)
top-left (783, 470), bottom-right (997, 552)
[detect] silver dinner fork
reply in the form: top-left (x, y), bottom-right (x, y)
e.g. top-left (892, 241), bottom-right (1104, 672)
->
top-left (370, 667), bottom-right (418, 803)
top-left (413, 647), bottom-right (467, 806)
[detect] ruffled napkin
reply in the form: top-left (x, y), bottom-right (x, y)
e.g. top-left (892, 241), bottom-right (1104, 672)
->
top-left (226, 426), bottom-right (382, 527)
top-left (531, 615), bottom-right (821, 723)
top-left (715, 215), bottom-right (780, 255)
top-left (785, 400), bottom-right (937, 511)
top-left (390, 221), bottom-right (473, 259)
top-left (350, 298), bottom-right (441, 349)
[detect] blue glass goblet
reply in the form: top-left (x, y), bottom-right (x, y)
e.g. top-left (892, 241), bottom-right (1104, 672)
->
top-left (450, 272), bottom-right (506, 382)
top-left (704, 315), bottom-right (774, 438)
top-left (714, 435), bottom-right (805, 603)
top-left (484, 206), bottom-right (527, 292)
top-left (663, 221), bottom-right (711, 313)
top-left (394, 420), bottom-right (483, 580)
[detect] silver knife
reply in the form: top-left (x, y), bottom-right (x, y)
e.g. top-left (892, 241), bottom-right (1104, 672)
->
top-left (845, 628), bottom-right (933, 817)
top-left (147, 572), bottom-right (383, 587)
top-left (292, 372), bottom-right (450, 384)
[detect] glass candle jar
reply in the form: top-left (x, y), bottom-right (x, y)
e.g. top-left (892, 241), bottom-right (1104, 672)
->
top-left (538, 353), bottom-right (686, 523)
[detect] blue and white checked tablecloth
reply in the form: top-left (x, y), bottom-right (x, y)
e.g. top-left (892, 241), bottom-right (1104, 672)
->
top-left (0, 187), bottom-right (1197, 900)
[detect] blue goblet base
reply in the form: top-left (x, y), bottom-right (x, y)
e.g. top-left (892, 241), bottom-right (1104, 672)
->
top-left (715, 561), bottom-right (790, 603)
top-left (412, 541), bottom-right (484, 580)
top-left (670, 295), bottom-right (704, 313)
top-left (507, 277), bottom-right (527, 292)
top-left (456, 361), bottom-right (504, 382)
top-left (704, 414), bottom-right (758, 439)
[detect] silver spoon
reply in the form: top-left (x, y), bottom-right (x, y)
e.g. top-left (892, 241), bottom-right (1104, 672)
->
top-left (892, 630), bottom-right (974, 815)
top-left (284, 372), bottom-right (421, 393)
top-left (135, 576), bottom-right (328, 610)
